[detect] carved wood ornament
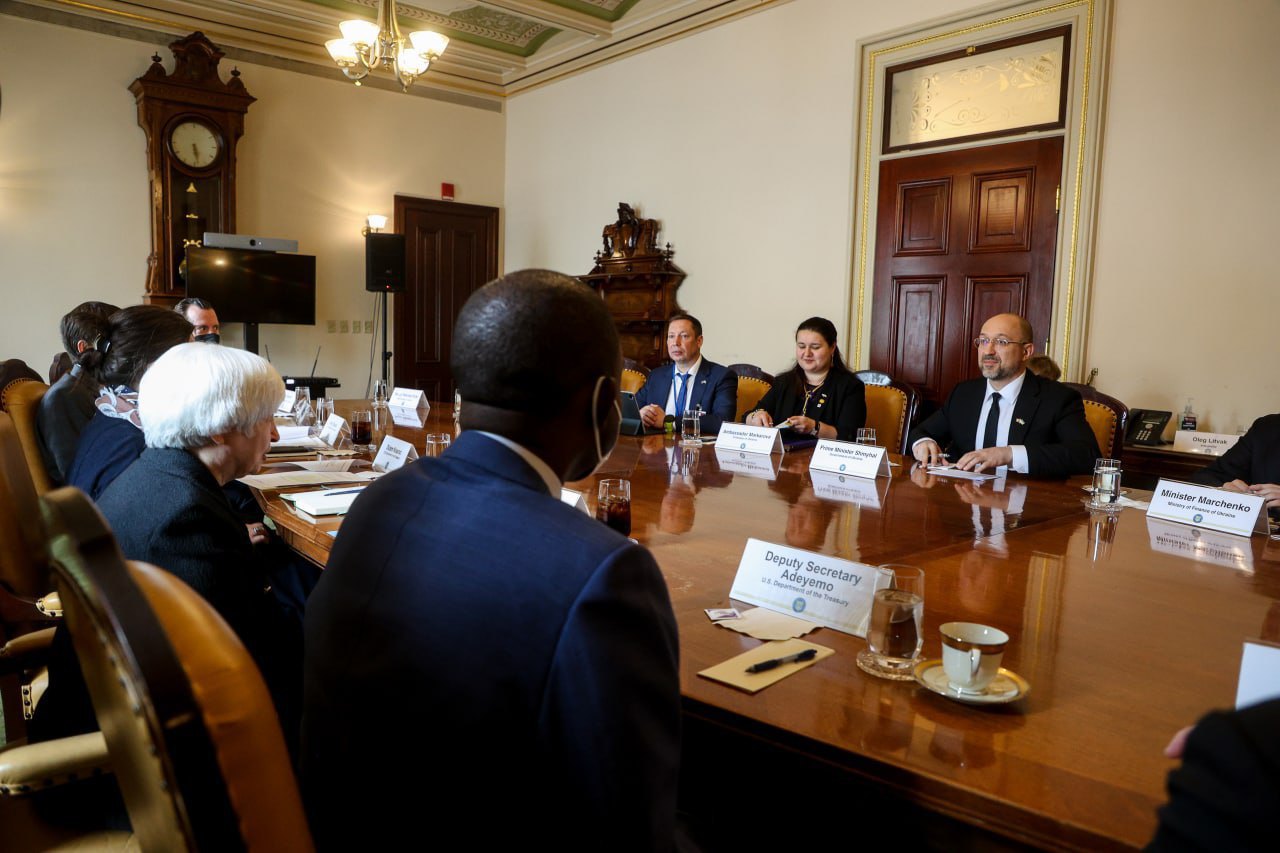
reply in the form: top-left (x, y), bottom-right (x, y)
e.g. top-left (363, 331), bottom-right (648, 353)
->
top-left (580, 203), bottom-right (685, 369)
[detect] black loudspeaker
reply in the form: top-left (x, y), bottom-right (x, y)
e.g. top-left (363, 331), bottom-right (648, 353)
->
top-left (365, 233), bottom-right (406, 292)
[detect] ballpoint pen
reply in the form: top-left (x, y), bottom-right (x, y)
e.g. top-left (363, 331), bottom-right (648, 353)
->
top-left (745, 648), bottom-right (818, 673)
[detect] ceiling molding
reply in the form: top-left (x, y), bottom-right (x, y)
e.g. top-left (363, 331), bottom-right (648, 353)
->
top-left (2, 0), bottom-right (793, 106)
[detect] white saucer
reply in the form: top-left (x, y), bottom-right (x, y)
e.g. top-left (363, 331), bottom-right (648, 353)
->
top-left (913, 659), bottom-right (1030, 705)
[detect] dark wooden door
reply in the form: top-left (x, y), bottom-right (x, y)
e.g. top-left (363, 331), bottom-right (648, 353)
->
top-left (869, 137), bottom-right (1063, 409)
top-left (393, 196), bottom-right (499, 401)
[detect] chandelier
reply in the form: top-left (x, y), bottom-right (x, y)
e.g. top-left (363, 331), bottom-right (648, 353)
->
top-left (325, 0), bottom-right (449, 91)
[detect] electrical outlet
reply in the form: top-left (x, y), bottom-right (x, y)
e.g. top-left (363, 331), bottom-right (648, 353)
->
top-left (351, 317), bottom-right (362, 333)
top-left (364, 320), bottom-right (373, 334)
top-left (339, 320), bottom-right (349, 333)
top-left (326, 320), bottom-right (337, 334)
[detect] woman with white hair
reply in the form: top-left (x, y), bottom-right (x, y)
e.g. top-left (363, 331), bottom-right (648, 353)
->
top-left (33, 343), bottom-right (304, 758)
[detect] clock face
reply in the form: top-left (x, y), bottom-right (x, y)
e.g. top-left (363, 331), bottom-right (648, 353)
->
top-left (169, 120), bottom-right (221, 168)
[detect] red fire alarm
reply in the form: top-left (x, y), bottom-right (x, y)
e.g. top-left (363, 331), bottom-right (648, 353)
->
top-left (441, 182), bottom-right (455, 201)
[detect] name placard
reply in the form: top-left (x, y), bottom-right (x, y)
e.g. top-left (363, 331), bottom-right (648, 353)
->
top-left (1146, 517), bottom-right (1253, 573)
top-left (1147, 478), bottom-right (1266, 537)
top-left (318, 413), bottom-right (348, 447)
top-left (560, 488), bottom-right (591, 515)
top-left (716, 423), bottom-right (783, 455)
top-left (276, 389), bottom-right (298, 416)
top-left (809, 439), bottom-right (889, 479)
top-left (1172, 430), bottom-right (1241, 456)
top-left (372, 435), bottom-right (418, 473)
top-left (389, 387), bottom-right (429, 411)
top-left (808, 470), bottom-right (885, 509)
top-left (1237, 641), bottom-right (1280, 709)
top-left (713, 447), bottom-right (781, 480)
top-left (390, 407), bottom-right (426, 428)
top-left (729, 538), bottom-right (880, 637)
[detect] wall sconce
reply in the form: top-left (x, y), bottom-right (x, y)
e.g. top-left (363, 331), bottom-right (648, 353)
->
top-left (363, 213), bottom-right (388, 235)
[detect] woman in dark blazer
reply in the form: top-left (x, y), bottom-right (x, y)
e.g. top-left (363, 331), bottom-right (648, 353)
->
top-left (745, 317), bottom-right (866, 441)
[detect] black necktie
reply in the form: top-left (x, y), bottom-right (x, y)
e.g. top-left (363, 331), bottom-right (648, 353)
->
top-left (982, 392), bottom-right (1002, 450)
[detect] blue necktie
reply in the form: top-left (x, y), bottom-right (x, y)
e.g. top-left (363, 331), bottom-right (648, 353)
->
top-left (674, 372), bottom-right (688, 418)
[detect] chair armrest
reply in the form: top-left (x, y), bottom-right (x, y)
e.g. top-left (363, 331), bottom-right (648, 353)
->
top-left (0, 626), bottom-right (56, 674)
top-left (0, 732), bottom-right (112, 795)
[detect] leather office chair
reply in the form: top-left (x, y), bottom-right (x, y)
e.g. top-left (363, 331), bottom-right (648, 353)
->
top-left (853, 369), bottom-right (893, 387)
top-left (728, 364), bottom-right (774, 421)
top-left (0, 379), bottom-right (53, 494)
top-left (1063, 382), bottom-right (1129, 459)
top-left (863, 382), bottom-right (921, 455)
top-left (43, 487), bottom-right (314, 852)
top-left (0, 412), bottom-right (60, 740)
top-left (621, 358), bottom-right (650, 395)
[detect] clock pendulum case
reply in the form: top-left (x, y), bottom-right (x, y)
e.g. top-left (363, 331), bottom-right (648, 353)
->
top-left (129, 32), bottom-right (254, 306)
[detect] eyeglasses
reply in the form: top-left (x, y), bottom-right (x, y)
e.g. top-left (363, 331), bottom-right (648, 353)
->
top-left (973, 336), bottom-right (1029, 349)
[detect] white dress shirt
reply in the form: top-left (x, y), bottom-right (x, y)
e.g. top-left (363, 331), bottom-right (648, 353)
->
top-left (663, 357), bottom-right (703, 416)
top-left (973, 370), bottom-right (1030, 474)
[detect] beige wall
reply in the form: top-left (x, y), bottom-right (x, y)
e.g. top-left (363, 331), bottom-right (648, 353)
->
top-left (506, 0), bottom-right (1280, 432)
top-left (0, 14), bottom-right (505, 394)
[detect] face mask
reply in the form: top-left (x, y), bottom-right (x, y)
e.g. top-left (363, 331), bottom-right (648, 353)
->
top-left (194, 333), bottom-right (221, 345)
top-left (589, 374), bottom-right (622, 474)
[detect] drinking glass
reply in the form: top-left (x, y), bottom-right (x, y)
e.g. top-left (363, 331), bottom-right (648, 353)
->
top-left (454, 390), bottom-right (462, 420)
top-left (351, 410), bottom-right (374, 450)
top-left (373, 379), bottom-right (389, 403)
top-left (424, 433), bottom-right (451, 458)
top-left (596, 479), bottom-right (632, 536)
top-left (856, 427), bottom-right (877, 446)
top-left (1091, 458), bottom-right (1123, 510)
top-left (293, 387), bottom-right (312, 425)
top-left (856, 564), bottom-right (924, 681)
top-left (681, 410), bottom-right (701, 446)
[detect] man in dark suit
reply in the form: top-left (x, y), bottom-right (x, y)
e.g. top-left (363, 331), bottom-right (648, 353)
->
top-left (635, 312), bottom-right (738, 433)
top-left (1148, 697), bottom-right (1280, 850)
top-left (908, 313), bottom-right (1099, 478)
top-left (301, 270), bottom-right (681, 851)
top-left (1192, 414), bottom-right (1280, 510)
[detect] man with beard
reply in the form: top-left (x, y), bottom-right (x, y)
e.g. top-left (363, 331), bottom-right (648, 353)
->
top-left (908, 313), bottom-right (1098, 478)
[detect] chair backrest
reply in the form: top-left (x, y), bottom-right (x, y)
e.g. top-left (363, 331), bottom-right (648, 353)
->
top-left (0, 413), bottom-right (50, 601)
top-left (864, 385), bottom-right (909, 455)
top-left (853, 369), bottom-right (893, 387)
top-left (1062, 382), bottom-right (1128, 459)
top-left (728, 364), bottom-right (775, 421)
top-left (42, 487), bottom-right (314, 853)
top-left (0, 379), bottom-right (53, 494)
top-left (620, 369), bottom-right (648, 395)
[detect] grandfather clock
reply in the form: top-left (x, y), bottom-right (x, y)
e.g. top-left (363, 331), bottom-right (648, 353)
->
top-left (129, 32), bottom-right (254, 306)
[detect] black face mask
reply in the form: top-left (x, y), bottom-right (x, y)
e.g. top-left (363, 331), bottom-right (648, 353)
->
top-left (194, 333), bottom-right (221, 345)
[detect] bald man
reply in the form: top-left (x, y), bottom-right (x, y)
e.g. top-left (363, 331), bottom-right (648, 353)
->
top-left (302, 270), bottom-right (680, 851)
top-left (908, 313), bottom-right (1098, 478)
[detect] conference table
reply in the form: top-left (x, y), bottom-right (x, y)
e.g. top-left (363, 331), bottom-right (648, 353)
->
top-left (254, 403), bottom-right (1280, 850)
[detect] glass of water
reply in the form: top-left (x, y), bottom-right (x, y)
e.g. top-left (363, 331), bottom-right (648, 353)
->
top-left (681, 409), bottom-right (701, 446)
top-left (856, 564), bottom-right (924, 681)
top-left (1091, 458), bottom-right (1123, 510)
top-left (856, 427), bottom-right (877, 446)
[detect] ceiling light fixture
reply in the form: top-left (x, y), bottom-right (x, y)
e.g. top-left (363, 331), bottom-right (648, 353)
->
top-left (326, 0), bottom-right (449, 91)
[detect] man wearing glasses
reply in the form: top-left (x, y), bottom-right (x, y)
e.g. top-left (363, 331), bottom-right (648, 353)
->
top-left (908, 313), bottom-right (1098, 477)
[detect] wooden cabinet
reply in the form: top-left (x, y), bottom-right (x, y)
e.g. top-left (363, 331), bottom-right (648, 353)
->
top-left (580, 204), bottom-right (685, 369)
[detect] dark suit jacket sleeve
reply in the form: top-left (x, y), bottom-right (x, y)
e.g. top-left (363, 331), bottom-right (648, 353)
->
top-left (1192, 416), bottom-right (1267, 486)
top-left (539, 543), bottom-right (680, 851)
top-left (1022, 386), bottom-right (1100, 478)
top-left (1147, 698), bottom-right (1280, 851)
top-left (632, 374), bottom-right (655, 410)
top-left (908, 398), bottom-right (956, 452)
top-left (828, 373), bottom-right (866, 441)
top-left (700, 365), bottom-right (739, 432)
top-left (755, 377), bottom-right (785, 422)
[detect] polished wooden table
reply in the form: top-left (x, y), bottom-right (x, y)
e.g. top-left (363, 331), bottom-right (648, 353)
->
top-left (254, 404), bottom-right (1280, 850)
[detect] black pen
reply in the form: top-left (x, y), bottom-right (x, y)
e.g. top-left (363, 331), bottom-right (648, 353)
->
top-left (320, 487), bottom-right (367, 497)
top-left (745, 648), bottom-right (817, 673)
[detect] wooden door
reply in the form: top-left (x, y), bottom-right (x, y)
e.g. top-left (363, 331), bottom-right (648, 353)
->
top-left (393, 196), bottom-right (499, 401)
top-left (869, 137), bottom-right (1063, 409)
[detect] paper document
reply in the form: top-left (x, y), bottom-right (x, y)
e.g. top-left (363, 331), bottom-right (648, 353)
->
top-left (925, 465), bottom-right (997, 481)
top-left (698, 639), bottom-right (833, 693)
top-left (238, 471), bottom-right (378, 489)
top-left (714, 606), bottom-right (820, 641)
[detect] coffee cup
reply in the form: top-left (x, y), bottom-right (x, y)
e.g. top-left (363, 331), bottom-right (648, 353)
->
top-left (939, 622), bottom-right (1008, 693)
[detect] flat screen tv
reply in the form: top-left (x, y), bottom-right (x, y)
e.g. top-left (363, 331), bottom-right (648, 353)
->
top-left (184, 247), bottom-right (316, 326)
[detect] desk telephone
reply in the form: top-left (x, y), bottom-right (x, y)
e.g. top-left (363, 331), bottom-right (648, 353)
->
top-left (1125, 409), bottom-right (1173, 445)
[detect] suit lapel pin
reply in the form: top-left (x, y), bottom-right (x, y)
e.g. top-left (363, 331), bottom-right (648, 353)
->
top-left (1015, 417), bottom-right (1026, 426)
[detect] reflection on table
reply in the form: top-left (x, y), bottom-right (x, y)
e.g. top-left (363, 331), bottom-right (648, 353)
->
top-left (250, 401), bottom-right (1280, 849)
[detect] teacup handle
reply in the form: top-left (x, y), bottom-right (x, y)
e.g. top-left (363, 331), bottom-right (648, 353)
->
top-left (969, 648), bottom-right (982, 679)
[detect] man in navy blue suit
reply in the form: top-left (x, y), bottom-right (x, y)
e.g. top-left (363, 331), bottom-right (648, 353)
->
top-left (635, 312), bottom-right (738, 433)
top-left (301, 270), bottom-right (681, 851)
